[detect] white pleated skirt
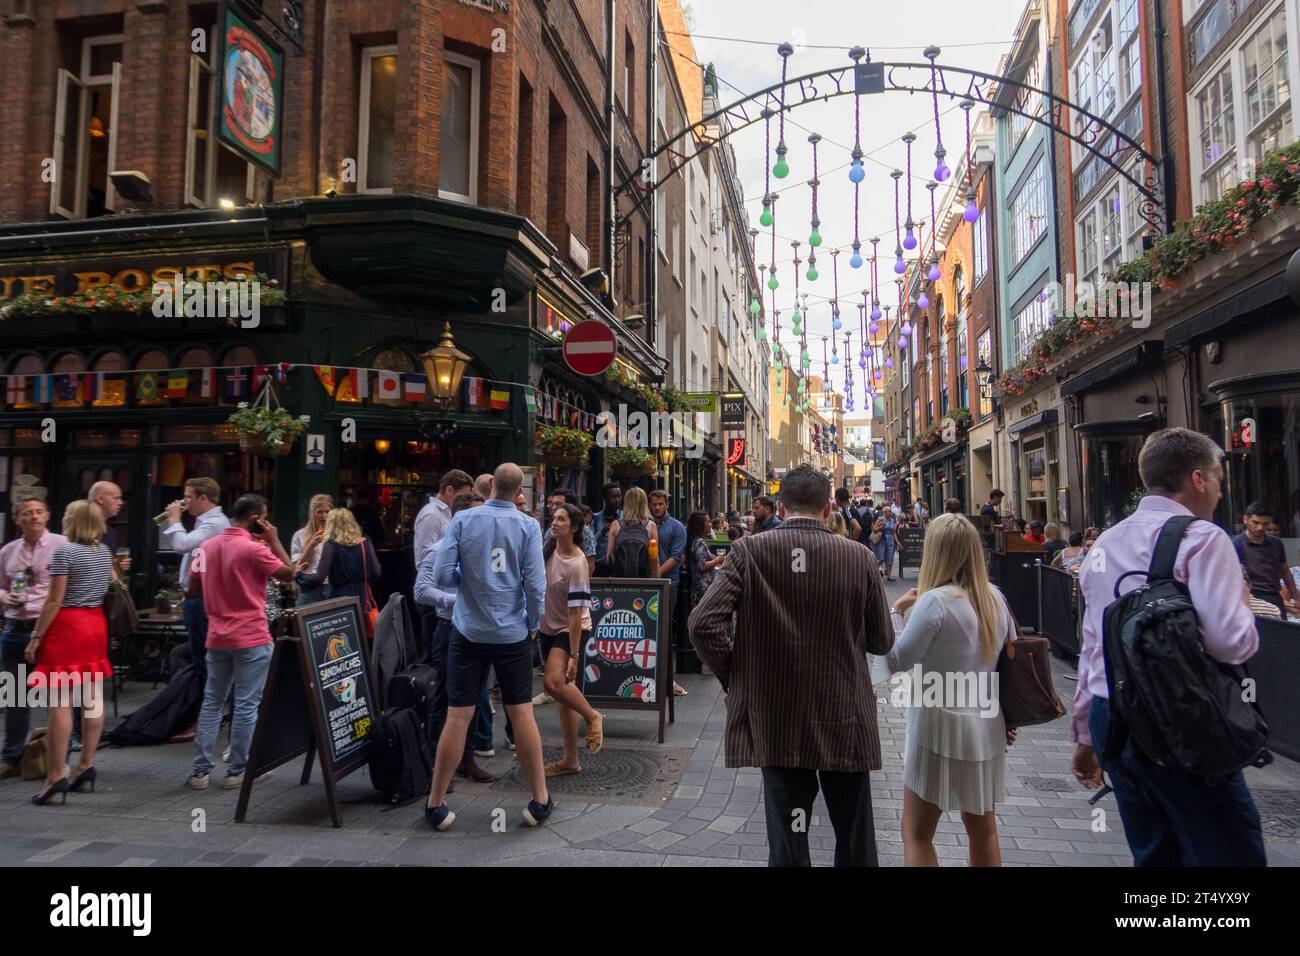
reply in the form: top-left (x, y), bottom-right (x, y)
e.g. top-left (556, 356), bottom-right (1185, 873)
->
top-left (902, 706), bottom-right (1007, 815)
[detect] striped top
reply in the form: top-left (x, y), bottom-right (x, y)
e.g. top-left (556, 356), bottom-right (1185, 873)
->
top-left (49, 542), bottom-right (113, 608)
top-left (540, 548), bottom-right (593, 635)
top-left (688, 516), bottom-right (895, 773)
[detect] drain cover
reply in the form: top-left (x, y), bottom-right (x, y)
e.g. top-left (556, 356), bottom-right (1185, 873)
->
top-left (1251, 790), bottom-right (1300, 841)
top-left (491, 747), bottom-right (687, 806)
top-left (1018, 775), bottom-right (1074, 792)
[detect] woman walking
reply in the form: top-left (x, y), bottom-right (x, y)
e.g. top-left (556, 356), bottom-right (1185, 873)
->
top-left (296, 507), bottom-right (381, 611)
top-left (604, 487), bottom-right (659, 573)
top-left (886, 513), bottom-right (1017, 866)
top-left (539, 503), bottom-right (603, 775)
top-left (25, 501), bottom-right (116, 805)
top-left (291, 494), bottom-right (334, 606)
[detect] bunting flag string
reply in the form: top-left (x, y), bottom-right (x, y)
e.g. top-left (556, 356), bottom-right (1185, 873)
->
top-left (0, 364), bottom-right (298, 408)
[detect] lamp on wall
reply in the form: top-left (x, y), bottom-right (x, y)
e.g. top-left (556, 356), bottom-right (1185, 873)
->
top-left (658, 446), bottom-right (677, 469)
top-left (421, 322), bottom-right (471, 401)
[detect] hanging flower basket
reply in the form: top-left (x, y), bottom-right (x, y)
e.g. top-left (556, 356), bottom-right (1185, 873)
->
top-left (227, 381), bottom-right (309, 458)
top-left (536, 424), bottom-right (593, 469)
top-left (607, 446), bottom-right (657, 477)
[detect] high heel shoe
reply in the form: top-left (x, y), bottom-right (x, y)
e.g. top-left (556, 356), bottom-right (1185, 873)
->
top-left (32, 778), bottom-right (70, 806)
top-left (69, 767), bottom-right (97, 793)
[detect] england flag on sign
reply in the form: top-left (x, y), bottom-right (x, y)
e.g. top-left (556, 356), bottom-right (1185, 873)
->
top-left (377, 371), bottom-right (401, 400)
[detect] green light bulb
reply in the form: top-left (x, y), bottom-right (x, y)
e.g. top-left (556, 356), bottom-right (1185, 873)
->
top-left (806, 266), bottom-right (819, 282)
top-left (773, 158), bottom-right (789, 179)
top-left (768, 275), bottom-right (779, 291)
top-left (758, 327), bottom-right (767, 340)
top-left (759, 204), bottom-right (774, 227)
top-left (809, 229), bottom-right (822, 247)
top-left (801, 349), bottom-right (810, 365)
top-left (749, 298), bottom-right (761, 315)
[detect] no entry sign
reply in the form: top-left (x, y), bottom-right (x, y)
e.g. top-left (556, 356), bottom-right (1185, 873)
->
top-left (562, 320), bottom-right (617, 376)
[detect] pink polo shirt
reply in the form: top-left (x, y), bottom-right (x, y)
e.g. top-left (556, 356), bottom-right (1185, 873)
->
top-left (193, 527), bottom-right (283, 649)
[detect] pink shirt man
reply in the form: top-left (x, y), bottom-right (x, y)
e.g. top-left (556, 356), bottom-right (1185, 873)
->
top-left (1073, 495), bottom-right (1258, 746)
top-left (0, 529), bottom-right (68, 622)
top-left (192, 528), bottom-right (283, 650)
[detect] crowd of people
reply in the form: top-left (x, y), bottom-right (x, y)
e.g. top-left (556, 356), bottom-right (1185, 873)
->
top-left (0, 426), bottom-right (1292, 868)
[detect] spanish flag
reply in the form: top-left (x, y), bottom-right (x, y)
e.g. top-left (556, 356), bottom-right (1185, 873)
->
top-left (313, 366), bottom-right (337, 396)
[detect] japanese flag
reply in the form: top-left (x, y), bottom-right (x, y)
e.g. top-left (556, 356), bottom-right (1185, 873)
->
top-left (377, 371), bottom-right (401, 400)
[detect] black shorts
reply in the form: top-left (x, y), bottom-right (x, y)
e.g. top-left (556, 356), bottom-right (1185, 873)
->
top-left (539, 630), bottom-right (589, 660)
top-left (447, 629), bottom-right (534, 707)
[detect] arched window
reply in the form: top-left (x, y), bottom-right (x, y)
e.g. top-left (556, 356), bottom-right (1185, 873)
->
top-left (92, 351), bottom-right (128, 372)
top-left (134, 349), bottom-right (168, 406)
top-left (222, 346), bottom-right (257, 367)
top-left (953, 266), bottom-right (966, 312)
top-left (8, 354), bottom-right (43, 408)
top-left (178, 347), bottom-right (213, 368)
top-left (51, 352), bottom-right (86, 407)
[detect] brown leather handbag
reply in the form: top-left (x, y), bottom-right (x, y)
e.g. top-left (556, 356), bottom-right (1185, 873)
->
top-left (996, 596), bottom-right (1066, 728)
top-left (103, 579), bottom-right (139, 640)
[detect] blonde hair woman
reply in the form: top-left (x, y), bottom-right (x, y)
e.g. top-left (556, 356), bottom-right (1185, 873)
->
top-left (886, 513), bottom-right (1016, 867)
top-left (26, 501), bottom-right (116, 805)
top-left (291, 494), bottom-right (334, 606)
top-left (296, 507), bottom-right (380, 610)
top-left (604, 487), bottom-right (659, 572)
top-left (825, 511), bottom-right (850, 538)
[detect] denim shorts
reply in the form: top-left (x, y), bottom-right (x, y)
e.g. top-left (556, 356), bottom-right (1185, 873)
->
top-left (447, 630), bottom-right (534, 707)
top-left (538, 630), bottom-right (588, 661)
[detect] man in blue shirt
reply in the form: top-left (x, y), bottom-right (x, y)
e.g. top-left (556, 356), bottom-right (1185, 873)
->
top-left (590, 482), bottom-right (623, 550)
top-left (650, 490), bottom-right (689, 698)
top-left (426, 463), bottom-right (552, 831)
top-left (752, 496), bottom-right (783, 533)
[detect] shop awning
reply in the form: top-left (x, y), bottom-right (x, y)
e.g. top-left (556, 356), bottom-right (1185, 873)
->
top-left (730, 462), bottom-right (763, 484)
top-left (1164, 271), bottom-right (1287, 348)
top-left (1061, 341), bottom-right (1162, 397)
top-left (1007, 408), bottom-right (1059, 437)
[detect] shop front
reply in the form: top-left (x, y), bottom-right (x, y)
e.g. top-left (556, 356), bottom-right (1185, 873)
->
top-left (1007, 407), bottom-right (1062, 528)
top-left (917, 441), bottom-right (967, 517)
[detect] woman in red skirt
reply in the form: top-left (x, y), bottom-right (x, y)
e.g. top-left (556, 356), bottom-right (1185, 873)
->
top-left (25, 500), bottom-right (116, 805)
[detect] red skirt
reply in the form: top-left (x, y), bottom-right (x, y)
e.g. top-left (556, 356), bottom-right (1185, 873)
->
top-left (27, 606), bottom-right (113, 687)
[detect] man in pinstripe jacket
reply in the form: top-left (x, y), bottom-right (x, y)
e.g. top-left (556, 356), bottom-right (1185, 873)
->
top-left (689, 464), bottom-right (894, 866)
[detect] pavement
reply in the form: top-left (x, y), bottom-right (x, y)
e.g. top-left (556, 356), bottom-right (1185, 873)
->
top-left (3, 574), bottom-right (1299, 867)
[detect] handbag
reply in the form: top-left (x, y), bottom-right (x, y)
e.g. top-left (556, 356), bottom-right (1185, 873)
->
top-left (996, 595), bottom-right (1066, 728)
top-left (360, 539), bottom-right (379, 639)
top-left (20, 727), bottom-right (48, 781)
top-left (103, 579), bottom-right (138, 640)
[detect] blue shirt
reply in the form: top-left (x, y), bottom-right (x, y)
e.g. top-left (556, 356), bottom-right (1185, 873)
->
top-left (434, 498), bottom-right (545, 643)
top-left (591, 509), bottom-right (621, 549)
top-left (413, 540), bottom-right (457, 621)
top-left (656, 514), bottom-right (688, 587)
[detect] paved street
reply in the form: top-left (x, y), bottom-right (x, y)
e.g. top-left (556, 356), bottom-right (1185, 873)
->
top-left (3, 575), bottom-right (1299, 867)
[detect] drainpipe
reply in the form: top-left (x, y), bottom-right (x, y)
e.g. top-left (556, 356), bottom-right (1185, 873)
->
top-left (1151, 0), bottom-right (1176, 233)
top-left (605, 0), bottom-right (617, 303)
top-left (646, 0), bottom-right (659, 351)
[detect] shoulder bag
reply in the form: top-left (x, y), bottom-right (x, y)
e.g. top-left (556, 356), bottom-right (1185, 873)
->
top-left (104, 578), bottom-right (139, 640)
top-left (996, 594), bottom-right (1066, 728)
top-left (360, 539), bottom-right (379, 639)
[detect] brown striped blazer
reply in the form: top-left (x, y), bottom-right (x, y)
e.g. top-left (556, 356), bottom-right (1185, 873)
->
top-left (688, 516), bottom-right (894, 773)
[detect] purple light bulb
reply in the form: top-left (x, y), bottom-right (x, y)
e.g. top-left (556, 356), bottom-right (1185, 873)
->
top-left (903, 226), bottom-right (917, 251)
top-left (963, 199), bottom-right (980, 222)
top-left (871, 305), bottom-right (882, 321)
top-left (902, 321), bottom-right (913, 336)
top-left (935, 161), bottom-right (951, 182)
top-left (898, 336), bottom-right (909, 349)
top-left (885, 357), bottom-right (894, 369)
top-left (917, 292), bottom-right (929, 310)
top-left (927, 262), bottom-right (941, 282)
top-left (869, 320), bottom-right (880, 335)
top-left (893, 255), bottom-right (906, 275)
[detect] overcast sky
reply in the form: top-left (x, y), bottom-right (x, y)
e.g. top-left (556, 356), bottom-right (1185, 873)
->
top-left (687, 1), bottom-right (1027, 398)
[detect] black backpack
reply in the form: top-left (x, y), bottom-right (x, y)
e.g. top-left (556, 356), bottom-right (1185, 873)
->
top-left (610, 526), bottom-right (651, 578)
top-left (368, 706), bottom-right (432, 806)
top-left (1102, 515), bottom-right (1271, 778)
top-left (106, 663), bottom-right (205, 746)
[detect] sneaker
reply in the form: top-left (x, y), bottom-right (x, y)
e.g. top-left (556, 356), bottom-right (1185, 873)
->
top-left (222, 747), bottom-right (231, 762)
top-left (425, 802), bottom-right (456, 831)
top-left (188, 771), bottom-right (210, 791)
top-left (222, 771), bottom-right (244, 790)
top-left (507, 738), bottom-right (516, 752)
top-left (520, 796), bottom-right (554, 828)
top-left (532, 691), bottom-right (554, 706)
top-left (474, 748), bottom-right (496, 758)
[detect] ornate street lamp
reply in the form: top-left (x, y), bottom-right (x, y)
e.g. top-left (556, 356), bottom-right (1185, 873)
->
top-left (420, 321), bottom-right (471, 402)
top-left (974, 357), bottom-right (996, 396)
top-left (658, 446), bottom-right (677, 469)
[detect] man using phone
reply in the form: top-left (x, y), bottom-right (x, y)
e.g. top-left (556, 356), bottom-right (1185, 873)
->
top-left (186, 494), bottom-right (295, 791)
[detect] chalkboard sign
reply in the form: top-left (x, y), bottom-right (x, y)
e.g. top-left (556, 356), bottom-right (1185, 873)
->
top-left (897, 526), bottom-right (925, 577)
top-left (235, 597), bottom-right (379, 828)
top-left (581, 578), bottom-right (673, 742)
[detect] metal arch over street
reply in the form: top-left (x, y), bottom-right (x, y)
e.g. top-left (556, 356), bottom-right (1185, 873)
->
top-left (616, 53), bottom-right (1169, 236)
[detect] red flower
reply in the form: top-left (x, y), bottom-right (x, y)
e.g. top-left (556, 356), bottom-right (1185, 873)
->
top-left (1241, 181), bottom-right (1256, 191)
top-left (1262, 179), bottom-right (1279, 193)
top-left (1288, 164), bottom-right (1299, 174)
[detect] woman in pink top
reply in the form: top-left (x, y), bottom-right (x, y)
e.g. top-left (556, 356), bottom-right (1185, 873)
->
top-left (538, 503), bottom-right (603, 775)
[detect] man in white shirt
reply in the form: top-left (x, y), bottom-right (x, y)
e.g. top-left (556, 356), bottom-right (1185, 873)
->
top-left (162, 477), bottom-right (230, 681)
top-left (412, 470), bottom-right (474, 571)
top-left (1073, 428), bottom-right (1264, 866)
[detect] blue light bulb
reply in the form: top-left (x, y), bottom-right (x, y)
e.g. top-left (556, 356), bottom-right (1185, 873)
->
top-left (849, 161), bottom-right (865, 183)
top-left (832, 354), bottom-right (840, 364)
top-left (850, 252), bottom-right (863, 268)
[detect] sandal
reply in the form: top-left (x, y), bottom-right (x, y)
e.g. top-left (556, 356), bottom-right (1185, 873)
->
top-left (673, 682), bottom-right (688, 697)
top-left (585, 713), bottom-right (604, 755)
top-left (544, 760), bottom-right (582, 777)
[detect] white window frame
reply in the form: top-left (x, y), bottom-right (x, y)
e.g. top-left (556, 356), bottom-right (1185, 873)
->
top-left (1242, 6), bottom-right (1292, 166)
top-left (973, 207), bottom-right (989, 284)
top-left (52, 36), bottom-right (123, 219)
top-left (358, 45), bottom-right (398, 195)
top-left (1009, 157), bottom-right (1048, 266)
top-left (184, 31), bottom-right (254, 209)
top-left (439, 51), bottom-right (481, 205)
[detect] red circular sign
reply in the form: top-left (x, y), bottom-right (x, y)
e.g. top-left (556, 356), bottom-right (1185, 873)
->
top-left (562, 320), bottom-right (618, 376)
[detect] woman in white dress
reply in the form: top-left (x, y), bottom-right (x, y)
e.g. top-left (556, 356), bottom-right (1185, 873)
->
top-left (887, 513), bottom-right (1017, 867)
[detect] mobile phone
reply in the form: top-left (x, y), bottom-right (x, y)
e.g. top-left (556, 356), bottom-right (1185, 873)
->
top-left (249, 518), bottom-right (266, 534)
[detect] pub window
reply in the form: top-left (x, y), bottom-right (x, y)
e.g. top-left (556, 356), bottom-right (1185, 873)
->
top-left (134, 349), bottom-right (168, 407)
top-left (359, 45), bottom-right (398, 194)
top-left (52, 352), bottom-right (86, 408)
top-left (222, 346), bottom-right (257, 367)
top-left (9, 354), bottom-right (44, 408)
top-left (52, 36), bottom-right (122, 219)
top-left (185, 29), bottom-right (255, 209)
top-left (440, 51), bottom-right (482, 204)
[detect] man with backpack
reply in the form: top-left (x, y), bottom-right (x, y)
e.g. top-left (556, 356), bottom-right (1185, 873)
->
top-left (1072, 428), bottom-right (1266, 866)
